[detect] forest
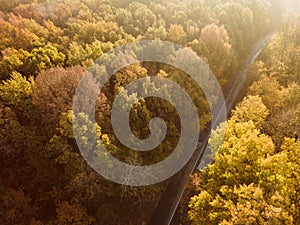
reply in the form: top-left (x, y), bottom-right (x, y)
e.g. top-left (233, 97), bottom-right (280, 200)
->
top-left (0, 0), bottom-right (299, 224)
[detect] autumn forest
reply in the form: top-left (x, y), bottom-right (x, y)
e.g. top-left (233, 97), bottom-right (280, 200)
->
top-left (0, 0), bottom-right (300, 224)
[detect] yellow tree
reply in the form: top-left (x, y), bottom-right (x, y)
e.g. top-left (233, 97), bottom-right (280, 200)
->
top-left (189, 95), bottom-right (293, 224)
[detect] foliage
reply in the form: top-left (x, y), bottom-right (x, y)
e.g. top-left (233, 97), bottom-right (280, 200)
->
top-left (0, 71), bottom-right (34, 107)
top-left (188, 16), bottom-right (300, 225)
top-left (31, 66), bottom-right (83, 135)
top-left (189, 96), bottom-right (296, 224)
top-left (0, 0), bottom-right (297, 224)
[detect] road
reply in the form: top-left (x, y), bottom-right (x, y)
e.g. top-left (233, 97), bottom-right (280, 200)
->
top-left (147, 34), bottom-right (274, 225)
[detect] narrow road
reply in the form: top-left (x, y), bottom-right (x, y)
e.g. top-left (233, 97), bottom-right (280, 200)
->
top-left (147, 34), bottom-right (274, 225)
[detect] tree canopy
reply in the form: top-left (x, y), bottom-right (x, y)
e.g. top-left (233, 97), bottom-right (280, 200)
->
top-left (0, 0), bottom-right (299, 224)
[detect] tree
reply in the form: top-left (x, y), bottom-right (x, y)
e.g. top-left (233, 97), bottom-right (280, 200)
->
top-left (281, 138), bottom-right (300, 224)
top-left (167, 24), bottom-right (187, 44)
top-left (0, 18), bottom-right (39, 51)
top-left (217, 2), bottom-right (255, 55)
top-left (231, 95), bottom-right (269, 128)
top-left (0, 189), bottom-right (33, 225)
top-left (0, 48), bottom-right (30, 79)
top-left (0, 1), bottom-right (291, 224)
top-left (199, 23), bottom-right (237, 82)
top-left (0, 43), bottom-right (65, 79)
top-left (56, 200), bottom-right (94, 225)
top-left (25, 43), bottom-right (65, 76)
top-left (0, 71), bottom-right (36, 123)
top-left (0, 71), bottom-right (34, 107)
top-left (248, 76), bottom-right (284, 112)
top-left (31, 66), bottom-right (83, 134)
top-left (127, 2), bottom-right (156, 34)
top-left (7, 13), bottom-right (49, 41)
top-left (260, 23), bottom-right (300, 86)
top-left (144, 25), bottom-right (167, 40)
top-left (66, 41), bottom-right (103, 67)
top-left (247, 0), bottom-right (270, 37)
top-left (188, 95), bottom-right (294, 224)
top-left (13, 2), bottom-right (73, 28)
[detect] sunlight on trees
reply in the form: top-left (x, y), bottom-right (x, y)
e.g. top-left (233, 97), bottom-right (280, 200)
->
top-left (0, 0), bottom-right (299, 224)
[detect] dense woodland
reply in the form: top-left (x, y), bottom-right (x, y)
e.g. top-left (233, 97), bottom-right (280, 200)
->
top-left (0, 0), bottom-right (299, 224)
